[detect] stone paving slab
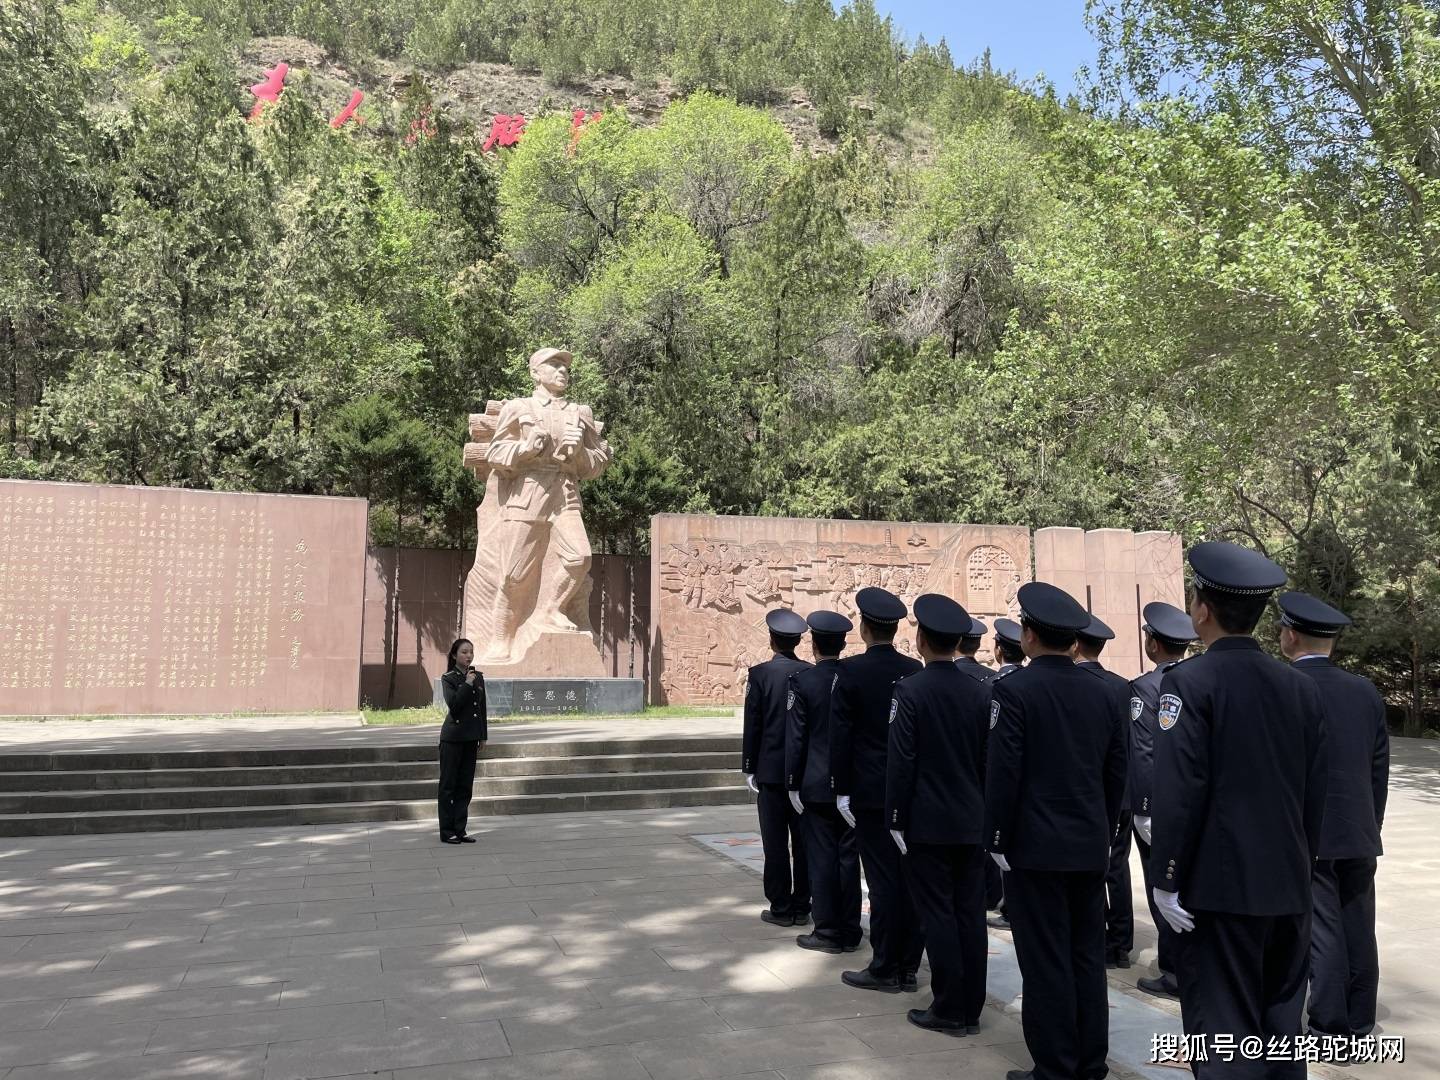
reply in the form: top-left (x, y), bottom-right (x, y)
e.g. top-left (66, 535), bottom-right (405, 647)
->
top-left (0, 742), bottom-right (1436, 1079)
top-left (0, 713), bottom-right (740, 753)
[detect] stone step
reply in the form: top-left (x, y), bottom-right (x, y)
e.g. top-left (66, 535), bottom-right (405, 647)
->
top-left (0, 769), bottom-right (741, 813)
top-left (0, 735), bottom-right (740, 773)
top-left (0, 751), bottom-right (740, 791)
top-left (0, 785), bottom-right (754, 836)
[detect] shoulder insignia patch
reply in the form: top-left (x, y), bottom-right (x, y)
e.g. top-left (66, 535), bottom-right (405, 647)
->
top-left (786, 689), bottom-right (796, 711)
top-left (888, 697), bottom-right (899, 724)
top-left (1158, 694), bottom-right (1183, 731)
top-left (989, 701), bottom-right (1000, 730)
top-left (1130, 697), bottom-right (1144, 722)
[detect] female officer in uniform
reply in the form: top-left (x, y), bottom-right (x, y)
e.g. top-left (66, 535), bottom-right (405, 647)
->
top-left (438, 638), bottom-right (487, 844)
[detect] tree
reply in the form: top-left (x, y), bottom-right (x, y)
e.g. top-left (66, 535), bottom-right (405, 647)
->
top-left (326, 395), bottom-right (434, 707)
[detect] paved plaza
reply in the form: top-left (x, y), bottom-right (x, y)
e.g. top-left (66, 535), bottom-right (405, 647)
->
top-left (0, 730), bottom-right (1435, 1079)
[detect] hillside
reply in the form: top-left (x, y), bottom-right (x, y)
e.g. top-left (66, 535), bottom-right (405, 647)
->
top-left (235, 35), bottom-right (939, 165)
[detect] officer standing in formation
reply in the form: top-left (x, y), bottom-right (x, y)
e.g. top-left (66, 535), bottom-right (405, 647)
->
top-left (953, 615), bottom-right (992, 683)
top-left (885, 594), bottom-right (993, 1034)
top-left (742, 609), bottom-right (812, 927)
top-left (738, 541), bottom-right (1388, 1075)
top-left (1074, 614), bottom-right (1137, 970)
top-left (1276, 591), bottom-right (1389, 1042)
top-left (1127, 601), bottom-right (1199, 1000)
top-left (831, 587), bottom-right (925, 992)
top-left (786, 610), bottom-right (864, 954)
top-left (985, 617), bottom-right (1026, 929)
top-left (1151, 542), bottom-right (1328, 1079)
top-left (987, 583), bottom-right (1128, 1080)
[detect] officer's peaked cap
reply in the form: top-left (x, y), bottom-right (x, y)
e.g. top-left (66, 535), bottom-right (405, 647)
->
top-left (1017, 581), bottom-right (1090, 633)
top-left (765, 609), bottom-right (808, 637)
top-left (913, 594), bottom-right (970, 637)
top-left (963, 616), bottom-right (989, 640)
top-left (807, 609), bottom-right (853, 635)
top-left (1277, 591), bottom-right (1351, 637)
top-left (1141, 602), bottom-right (1197, 645)
top-left (1078, 614), bottom-right (1115, 642)
top-left (1188, 541), bottom-right (1286, 596)
top-left (856, 587), bottom-right (907, 625)
top-left (993, 618), bottom-right (1023, 647)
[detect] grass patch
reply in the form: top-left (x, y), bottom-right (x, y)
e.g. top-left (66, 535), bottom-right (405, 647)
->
top-left (361, 704), bottom-right (735, 726)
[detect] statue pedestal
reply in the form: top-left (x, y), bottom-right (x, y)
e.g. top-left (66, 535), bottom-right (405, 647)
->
top-left (433, 676), bottom-right (644, 716)
top-left (479, 629), bottom-right (607, 679)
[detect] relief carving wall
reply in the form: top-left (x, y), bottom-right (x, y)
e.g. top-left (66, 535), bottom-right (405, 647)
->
top-left (649, 515), bottom-right (1033, 705)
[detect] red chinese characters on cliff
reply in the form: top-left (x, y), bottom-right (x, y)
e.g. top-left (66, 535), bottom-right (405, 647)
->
top-left (248, 63), bottom-right (288, 120)
top-left (482, 113), bottom-right (527, 152)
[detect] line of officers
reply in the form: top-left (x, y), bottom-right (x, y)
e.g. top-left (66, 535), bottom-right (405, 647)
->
top-left (740, 540), bottom-right (1389, 1080)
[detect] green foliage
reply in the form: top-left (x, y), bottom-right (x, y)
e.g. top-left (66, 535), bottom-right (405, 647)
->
top-left (5, 1), bottom-right (1439, 724)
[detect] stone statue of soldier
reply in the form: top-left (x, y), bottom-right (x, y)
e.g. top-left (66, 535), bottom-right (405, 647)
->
top-left (477, 347), bottom-right (612, 664)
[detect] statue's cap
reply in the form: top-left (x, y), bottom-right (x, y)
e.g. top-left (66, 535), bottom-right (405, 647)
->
top-left (529, 346), bottom-right (573, 369)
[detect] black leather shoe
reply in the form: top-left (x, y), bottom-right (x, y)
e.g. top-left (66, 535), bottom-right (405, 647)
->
top-left (899, 972), bottom-right (919, 993)
top-left (964, 1022), bottom-right (980, 1035)
top-left (1112, 950), bottom-right (1131, 969)
top-left (1005, 1071), bottom-right (1035, 1080)
top-left (987, 913), bottom-right (1011, 930)
top-left (440, 835), bottom-right (463, 845)
top-left (458, 835), bottom-right (477, 844)
top-left (1138, 973), bottom-right (1180, 999)
top-left (793, 912), bottom-right (811, 927)
top-left (796, 932), bottom-right (843, 953)
top-left (842, 968), bottom-right (902, 993)
top-left (906, 1008), bottom-right (967, 1035)
top-left (760, 910), bottom-right (795, 927)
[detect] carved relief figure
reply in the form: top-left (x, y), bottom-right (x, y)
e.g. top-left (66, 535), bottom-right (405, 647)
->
top-left (744, 557), bottom-right (780, 607)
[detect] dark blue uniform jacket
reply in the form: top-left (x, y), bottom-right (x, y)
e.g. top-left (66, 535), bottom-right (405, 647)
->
top-left (1152, 637), bottom-right (1328, 915)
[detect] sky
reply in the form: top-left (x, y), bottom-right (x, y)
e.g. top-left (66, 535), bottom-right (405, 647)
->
top-left (871, 1), bottom-right (1101, 100)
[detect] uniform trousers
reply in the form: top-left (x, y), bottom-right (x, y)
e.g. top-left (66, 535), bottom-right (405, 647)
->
top-left (1106, 810), bottom-right (1134, 957)
top-left (985, 857), bottom-right (1006, 913)
top-left (1135, 833), bottom-right (1177, 975)
top-left (437, 740), bottom-right (479, 839)
top-left (756, 783), bottom-right (810, 917)
top-left (854, 806), bottom-right (925, 979)
top-left (803, 801), bottom-right (862, 947)
top-left (906, 843), bottom-right (987, 1023)
top-left (1006, 867), bottom-right (1109, 1080)
top-left (1308, 858), bottom-right (1379, 1037)
top-left (1175, 909), bottom-right (1309, 1079)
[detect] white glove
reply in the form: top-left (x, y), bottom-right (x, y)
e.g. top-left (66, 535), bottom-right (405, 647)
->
top-left (990, 852), bottom-right (1011, 872)
top-left (1153, 888), bottom-right (1194, 933)
top-left (890, 829), bottom-right (907, 855)
top-left (788, 790), bottom-right (804, 815)
top-left (836, 795), bottom-right (855, 828)
top-left (744, 773), bottom-right (759, 794)
top-left (1134, 815), bottom-right (1152, 845)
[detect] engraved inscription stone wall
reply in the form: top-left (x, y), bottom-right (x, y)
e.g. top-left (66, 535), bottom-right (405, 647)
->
top-left (649, 514), bottom-right (1033, 705)
top-left (0, 480), bottom-right (367, 716)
